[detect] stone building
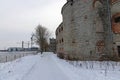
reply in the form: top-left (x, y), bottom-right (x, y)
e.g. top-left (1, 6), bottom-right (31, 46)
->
top-left (49, 38), bottom-right (56, 53)
top-left (56, 0), bottom-right (120, 60)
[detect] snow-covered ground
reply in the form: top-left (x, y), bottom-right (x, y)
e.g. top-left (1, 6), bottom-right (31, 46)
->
top-left (0, 52), bottom-right (120, 80)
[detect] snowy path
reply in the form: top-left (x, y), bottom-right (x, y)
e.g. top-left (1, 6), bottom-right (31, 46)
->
top-left (22, 53), bottom-right (71, 80)
top-left (1, 52), bottom-right (120, 80)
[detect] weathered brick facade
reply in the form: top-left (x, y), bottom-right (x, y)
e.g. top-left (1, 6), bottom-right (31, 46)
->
top-left (56, 0), bottom-right (120, 60)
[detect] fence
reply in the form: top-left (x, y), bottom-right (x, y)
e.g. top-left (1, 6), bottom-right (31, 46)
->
top-left (0, 51), bottom-right (37, 63)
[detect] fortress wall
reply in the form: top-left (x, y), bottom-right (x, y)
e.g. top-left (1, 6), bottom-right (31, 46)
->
top-left (56, 0), bottom-right (120, 60)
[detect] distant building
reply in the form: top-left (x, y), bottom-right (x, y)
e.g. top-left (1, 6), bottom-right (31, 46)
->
top-left (49, 38), bottom-right (56, 53)
top-left (0, 50), bottom-right (7, 52)
top-left (8, 47), bottom-right (24, 52)
top-left (8, 47), bottom-right (39, 52)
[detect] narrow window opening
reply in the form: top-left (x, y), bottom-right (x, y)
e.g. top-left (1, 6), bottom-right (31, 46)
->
top-left (117, 46), bottom-right (120, 57)
top-left (115, 16), bottom-right (120, 23)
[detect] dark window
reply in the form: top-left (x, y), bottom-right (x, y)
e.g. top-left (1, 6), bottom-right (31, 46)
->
top-left (115, 16), bottom-right (120, 23)
top-left (70, 0), bottom-right (73, 5)
top-left (61, 27), bottom-right (63, 31)
top-left (72, 39), bottom-right (75, 43)
top-left (59, 29), bottom-right (60, 32)
top-left (62, 38), bottom-right (64, 42)
top-left (84, 15), bottom-right (87, 19)
top-left (117, 46), bottom-right (120, 57)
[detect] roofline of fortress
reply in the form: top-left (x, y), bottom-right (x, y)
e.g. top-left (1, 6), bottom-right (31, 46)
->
top-left (61, 1), bottom-right (70, 14)
top-left (55, 22), bottom-right (63, 34)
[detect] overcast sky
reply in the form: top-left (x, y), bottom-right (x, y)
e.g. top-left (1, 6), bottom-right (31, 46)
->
top-left (0, 0), bottom-right (66, 49)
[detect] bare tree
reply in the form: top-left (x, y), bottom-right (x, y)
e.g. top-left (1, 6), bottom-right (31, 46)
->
top-left (34, 24), bottom-right (50, 54)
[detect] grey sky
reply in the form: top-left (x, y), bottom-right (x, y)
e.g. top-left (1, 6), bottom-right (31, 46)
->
top-left (0, 0), bottom-right (66, 49)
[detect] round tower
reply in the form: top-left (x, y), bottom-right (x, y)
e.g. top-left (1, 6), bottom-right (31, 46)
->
top-left (56, 0), bottom-right (120, 60)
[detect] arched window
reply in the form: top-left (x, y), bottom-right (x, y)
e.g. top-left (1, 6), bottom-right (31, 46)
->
top-left (96, 40), bottom-right (104, 54)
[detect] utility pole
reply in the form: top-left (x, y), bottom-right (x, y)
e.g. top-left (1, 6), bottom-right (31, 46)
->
top-left (31, 37), bottom-right (32, 48)
top-left (22, 41), bottom-right (24, 49)
top-left (27, 41), bottom-right (30, 48)
top-left (31, 34), bottom-right (34, 48)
